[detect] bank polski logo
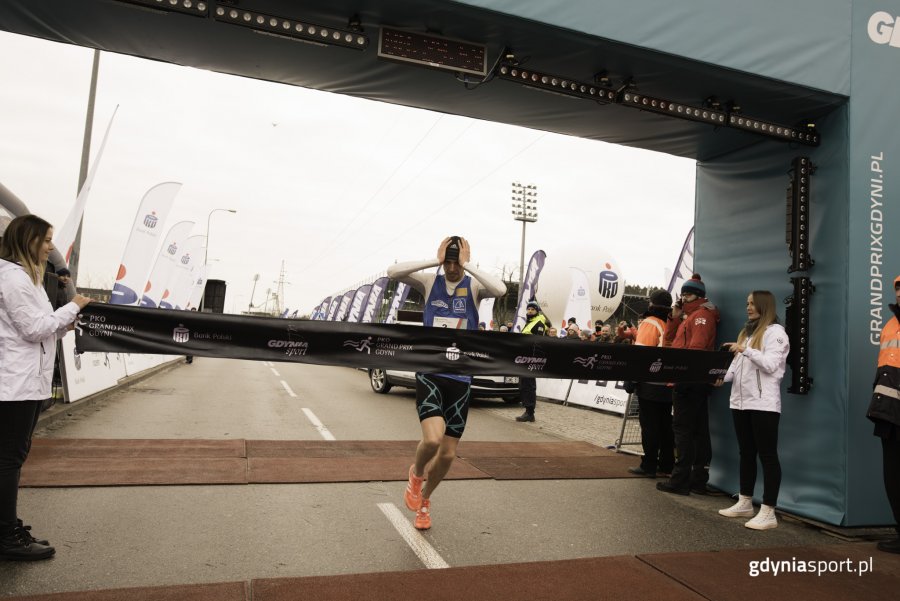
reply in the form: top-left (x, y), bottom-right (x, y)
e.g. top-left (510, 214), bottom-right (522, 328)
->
top-left (598, 264), bottom-right (619, 298)
top-left (446, 343), bottom-right (461, 361)
top-left (143, 212), bottom-right (159, 228)
top-left (868, 12), bottom-right (900, 47)
top-left (173, 324), bottom-right (190, 343)
top-left (180, 253), bottom-right (191, 265)
top-left (167, 242), bottom-right (177, 255)
top-left (577, 286), bottom-right (586, 297)
top-left (650, 358), bottom-right (663, 373)
top-left (343, 337), bottom-right (373, 354)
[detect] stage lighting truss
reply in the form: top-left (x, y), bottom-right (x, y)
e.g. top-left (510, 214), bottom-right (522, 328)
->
top-left (496, 62), bottom-right (820, 146)
top-left (786, 276), bottom-right (814, 394)
top-left (213, 3), bottom-right (368, 50)
top-left (786, 156), bottom-right (815, 273)
top-left (111, 0), bottom-right (209, 17)
top-left (497, 64), bottom-right (617, 103)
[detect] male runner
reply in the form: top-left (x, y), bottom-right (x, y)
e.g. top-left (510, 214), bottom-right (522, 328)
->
top-left (387, 236), bottom-right (506, 529)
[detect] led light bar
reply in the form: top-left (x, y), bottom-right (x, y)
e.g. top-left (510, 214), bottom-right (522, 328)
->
top-left (729, 114), bottom-right (819, 146)
top-left (621, 92), bottom-right (727, 127)
top-left (213, 5), bottom-right (368, 50)
top-left (786, 156), bottom-right (814, 272)
top-left (786, 276), bottom-right (814, 394)
top-left (112, 0), bottom-right (208, 16)
top-left (496, 62), bottom-right (820, 146)
top-left (497, 64), bottom-right (616, 103)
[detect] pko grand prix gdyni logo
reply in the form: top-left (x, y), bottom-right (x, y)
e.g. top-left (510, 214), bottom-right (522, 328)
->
top-left (869, 12), bottom-right (900, 47)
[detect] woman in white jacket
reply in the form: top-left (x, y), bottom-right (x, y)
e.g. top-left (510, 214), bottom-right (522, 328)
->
top-left (718, 290), bottom-right (790, 530)
top-left (0, 215), bottom-right (91, 561)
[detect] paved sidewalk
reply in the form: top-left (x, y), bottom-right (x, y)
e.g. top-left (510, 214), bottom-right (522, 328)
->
top-left (479, 398), bottom-right (632, 451)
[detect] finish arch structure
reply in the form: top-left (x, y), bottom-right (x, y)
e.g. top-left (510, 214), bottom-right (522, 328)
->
top-left (0, 0), bottom-right (896, 526)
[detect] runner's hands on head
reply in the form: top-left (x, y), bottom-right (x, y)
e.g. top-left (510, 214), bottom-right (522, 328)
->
top-left (437, 236), bottom-right (470, 265)
top-left (437, 237), bottom-right (451, 263)
top-left (457, 237), bottom-right (471, 265)
top-left (72, 294), bottom-right (92, 309)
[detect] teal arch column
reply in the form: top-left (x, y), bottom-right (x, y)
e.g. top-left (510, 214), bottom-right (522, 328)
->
top-left (695, 0), bottom-right (900, 526)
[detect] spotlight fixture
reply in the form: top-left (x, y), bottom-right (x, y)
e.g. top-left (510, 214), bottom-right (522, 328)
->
top-left (214, 3), bottom-right (368, 50)
top-left (497, 62), bottom-right (616, 103)
top-left (111, 0), bottom-right (208, 16)
top-left (786, 156), bottom-right (815, 272)
top-left (785, 276), bottom-right (814, 394)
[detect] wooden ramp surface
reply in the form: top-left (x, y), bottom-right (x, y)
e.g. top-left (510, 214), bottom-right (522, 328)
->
top-left (8, 544), bottom-right (896, 601)
top-left (21, 438), bottom-right (639, 487)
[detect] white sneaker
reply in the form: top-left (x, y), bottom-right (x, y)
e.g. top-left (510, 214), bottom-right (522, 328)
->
top-left (744, 504), bottom-right (778, 530)
top-left (718, 495), bottom-right (755, 518)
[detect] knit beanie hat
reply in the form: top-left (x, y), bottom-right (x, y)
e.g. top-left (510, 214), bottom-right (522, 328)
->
top-left (649, 289), bottom-right (673, 308)
top-left (445, 236), bottom-right (461, 263)
top-left (681, 274), bottom-right (706, 297)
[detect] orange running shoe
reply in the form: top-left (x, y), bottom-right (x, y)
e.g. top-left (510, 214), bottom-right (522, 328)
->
top-left (404, 465), bottom-right (424, 511)
top-left (414, 498), bottom-right (431, 530)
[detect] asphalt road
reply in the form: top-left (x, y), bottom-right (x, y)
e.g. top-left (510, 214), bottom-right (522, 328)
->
top-left (1, 358), bottom-right (842, 597)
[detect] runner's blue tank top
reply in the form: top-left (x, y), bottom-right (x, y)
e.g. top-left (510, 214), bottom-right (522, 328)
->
top-left (423, 274), bottom-right (478, 382)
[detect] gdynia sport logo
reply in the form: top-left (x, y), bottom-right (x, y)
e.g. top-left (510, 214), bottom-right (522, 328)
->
top-left (869, 11), bottom-right (900, 47)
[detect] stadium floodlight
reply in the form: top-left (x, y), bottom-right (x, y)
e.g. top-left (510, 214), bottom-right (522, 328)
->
top-left (111, 0), bottom-right (209, 17)
top-left (213, 3), bottom-right (368, 50)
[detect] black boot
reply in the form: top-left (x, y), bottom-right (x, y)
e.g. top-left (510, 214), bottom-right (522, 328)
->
top-left (0, 527), bottom-right (55, 561)
top-left (17, 519), bottom-right (49, 546)
top-left (515, 410), bottom-right (535, 422)
top-left (877, 537), bottom-right (900, 554)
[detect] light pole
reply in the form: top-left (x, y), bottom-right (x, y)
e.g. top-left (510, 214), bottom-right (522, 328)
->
top-left (199, 208), bottom-right (236, 311)
top-left (204, 208), bottom-right (237, 267)
top-left (511, 182), bottom-right (538, 299)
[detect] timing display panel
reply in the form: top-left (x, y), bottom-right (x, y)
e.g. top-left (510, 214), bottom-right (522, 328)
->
top-left (378, 27), bottom-right (487, 76)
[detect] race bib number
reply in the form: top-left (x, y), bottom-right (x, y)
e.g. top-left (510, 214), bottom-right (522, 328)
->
top-left (433, 316), bottom-right (467, 329)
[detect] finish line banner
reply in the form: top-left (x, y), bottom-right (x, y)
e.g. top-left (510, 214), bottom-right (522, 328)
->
top-left (74, 304), bottom-right (732, 382)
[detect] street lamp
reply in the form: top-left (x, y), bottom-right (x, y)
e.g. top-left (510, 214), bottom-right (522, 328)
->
top-left (204, 208), bottom-right (237, 267)
top-left (511, 182), bottom-right (538, 298)
top-left (199, 208), bottom-right (236, 311)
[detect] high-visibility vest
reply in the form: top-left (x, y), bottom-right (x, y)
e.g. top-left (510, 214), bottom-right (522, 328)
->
top-left (522, 314), bottom-right (548, 335)
top-left (878, 316), bottom-right (900, 369)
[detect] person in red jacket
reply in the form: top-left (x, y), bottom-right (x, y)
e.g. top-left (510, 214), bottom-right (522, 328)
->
top-left (867, 274), bottom-right (900, 553)
top-left (657, 274), bottom-right (720, 496)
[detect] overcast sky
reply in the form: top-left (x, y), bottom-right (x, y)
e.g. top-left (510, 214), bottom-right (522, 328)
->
top-left (0, 31), bottom-right (696, 315)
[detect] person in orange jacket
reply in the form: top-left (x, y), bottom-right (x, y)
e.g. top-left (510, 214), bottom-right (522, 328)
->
top-left (657, 274), bottom-right (720, 496)
top-left (626, 289), bottom-right (675, 478)
top-left (867, 274), bottom-right (900, 554)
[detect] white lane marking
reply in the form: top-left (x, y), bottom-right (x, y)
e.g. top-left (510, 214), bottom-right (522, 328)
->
top-left (270, 367), bottom-right (281, 377)
top-left (302, 408), bottom-right (336, 441)
top-left (263, 361), bottom-right (272, 367)
top-left (280, 380), bottom-right (297, 398)
top-left (377, 503), bottom-right (449, 569)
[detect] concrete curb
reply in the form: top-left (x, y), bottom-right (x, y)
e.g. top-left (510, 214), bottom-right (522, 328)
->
top-left (37, 358), bottom-right (185, 429)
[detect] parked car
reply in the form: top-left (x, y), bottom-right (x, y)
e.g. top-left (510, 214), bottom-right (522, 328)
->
top-left (367, 309), bottom-right (520, 401)
top-left (367, 368), bottom-right (520, 402)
